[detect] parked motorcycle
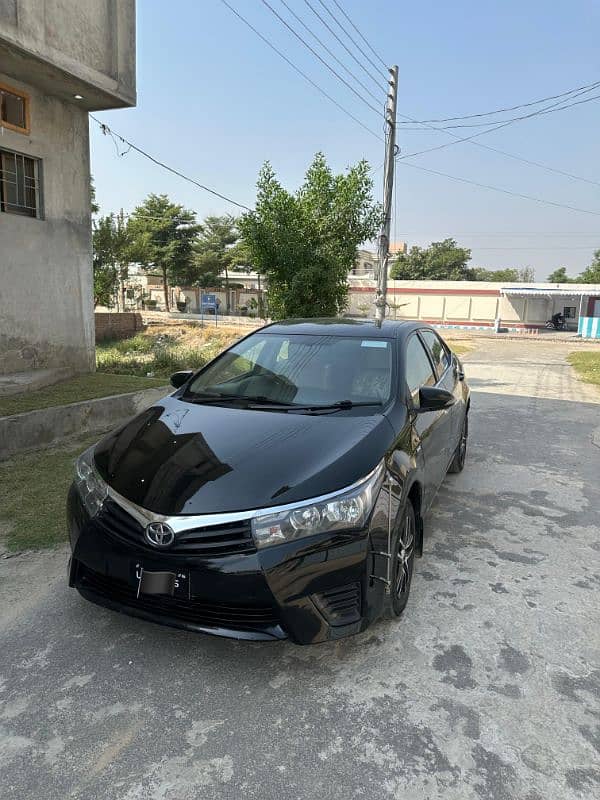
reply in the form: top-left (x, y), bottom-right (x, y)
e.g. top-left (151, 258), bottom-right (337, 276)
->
top-left (545, 314), bottom-right (566, 330)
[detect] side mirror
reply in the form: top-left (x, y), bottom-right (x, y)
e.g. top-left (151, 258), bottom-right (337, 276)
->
top-left (170, 370), bottom-right (193, 389)
top-left (418, 386), bottom-right (455, 412)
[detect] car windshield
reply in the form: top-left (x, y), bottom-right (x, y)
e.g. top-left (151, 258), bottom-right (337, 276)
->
top-left (185, 333), bottom-right (394, 408)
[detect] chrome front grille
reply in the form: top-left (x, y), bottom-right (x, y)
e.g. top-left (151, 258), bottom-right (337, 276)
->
top-left (94, 499), bottom-right (256, 556)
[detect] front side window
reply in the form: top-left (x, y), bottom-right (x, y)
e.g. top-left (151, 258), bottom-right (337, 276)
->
top-left (0, 83), bottom-right (29, 133)
top-left (187, 334), bottom-right (394, 407)
top-left (405, 335), bottom-right (436, 396)
top-left (420, 329), bottom-right (451, 377)
top-left (0, 149), bottom-right (40, 218)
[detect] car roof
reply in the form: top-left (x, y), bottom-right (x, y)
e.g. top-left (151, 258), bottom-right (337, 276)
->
top-left (262, 318), bottom-right (425, 339)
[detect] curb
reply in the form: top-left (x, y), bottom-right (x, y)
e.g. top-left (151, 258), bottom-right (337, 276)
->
top-left (0, 386), bottom-right (169, 462)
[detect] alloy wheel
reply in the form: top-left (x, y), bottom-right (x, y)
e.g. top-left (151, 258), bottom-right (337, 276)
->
top-left (396, 512), bottom-right (415, 597)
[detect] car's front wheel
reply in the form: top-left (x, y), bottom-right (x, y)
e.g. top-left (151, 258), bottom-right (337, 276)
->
top-left (382, 500), bottom-right (416, 619)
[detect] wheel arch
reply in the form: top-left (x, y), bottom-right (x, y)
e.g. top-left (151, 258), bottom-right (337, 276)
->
top-left (406, 479), bottom-right (424, 557)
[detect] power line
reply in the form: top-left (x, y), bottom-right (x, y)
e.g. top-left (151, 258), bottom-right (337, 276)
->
top-left (398, 160), bottom-right (600, 217)
top-left (219, 0), bottom-right (383, 141)
top-left (90, 115), bottom-right (251, 210)
top-left (397, 79), bottom-right (600, 125)
top-left (301, 0), bottom-right (384, 91)
top-left (277, 0), bottom-right (383, 105)
top-left (399, 84), bottom-right (598, 147)
top-left (258, 0), bottom-right (382, 116)
top-left (396, 232), bottom-right (600, 237)
top-left (463, 246), bottom-right (597, 251)
top-left (329, 0), bottom-right (388, 71)
top-left (398, 87), bottom-right (600, 188)
top-left (401, 86), bottom-right (600, 130)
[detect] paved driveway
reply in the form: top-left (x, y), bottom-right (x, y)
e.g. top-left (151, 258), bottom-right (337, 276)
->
top-left (1, 340), bottom-right (599, 800)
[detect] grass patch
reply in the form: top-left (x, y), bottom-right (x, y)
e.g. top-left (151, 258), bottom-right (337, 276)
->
top-left (446, 340), bottom-right (474, 356)
top-left (567, 351), bottom-right (600, 387)
top-left (0, 373), bottom-right (166, 418)
top-left (96, 327), bottom-right (240, 379)
top-left (0, 435), bottom-right (98, 552)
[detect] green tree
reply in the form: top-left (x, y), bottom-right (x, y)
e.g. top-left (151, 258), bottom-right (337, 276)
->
top-left (578, 249), bottom-right (600, 283)
top-left (92, 211), bottom-right (130, 308)
top-left (240, 153), bottom-right (381, 319)
top-left (390, 239), bottom-right (473, 280)
top-left (193, 215), bottom-right (241, 312)
top-left (127, 194), bottom-right (200, 311)
top-left (547, 267), bottom-right (571, 283)
top-left (90, 177), bottom-right (99, 215)
top-left (471, 267), bottom-right (520, 282)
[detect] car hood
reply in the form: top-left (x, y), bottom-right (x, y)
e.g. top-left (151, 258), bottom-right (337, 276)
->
top-left (93, 396), bottom-right (394, 515)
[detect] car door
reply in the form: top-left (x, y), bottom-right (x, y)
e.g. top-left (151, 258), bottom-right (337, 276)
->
top-left (418, 329), bottom-right (462, 468)
top-left (403, 333), bottom-right (448, 510)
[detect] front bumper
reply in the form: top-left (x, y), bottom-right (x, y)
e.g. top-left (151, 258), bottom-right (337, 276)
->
top-left (67, 484), bottom-right (389, 645)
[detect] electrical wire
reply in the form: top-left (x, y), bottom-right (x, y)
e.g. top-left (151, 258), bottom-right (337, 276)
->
top-left (399, 84), bottom-right (598, 147)
top-left (400, 86), bottom-right (600, 130)
top-left (398, 160), bottom-right (600, 217)
top-left (277, 0), bottom-right (384, 105)
top-left (301, 0), bottom-right (384, 90)
top-left (398, 86), bottom-right (600, 188)
top-left (90, 115), bottom-right (251, 210)
top-left (459, 246), bottom-right (598, 251)
top-left (395, 232), bottom-right (600, 237)
top-left (258, 0), bottom-right (382, 116)
top-left (219, 0), bottom-right (383, 141)
top-left (329, 0), bottom-right (388, 71)
top-left (397, 78), bottom-right (600, 125)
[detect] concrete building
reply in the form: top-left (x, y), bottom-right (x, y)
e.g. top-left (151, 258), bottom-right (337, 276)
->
top-left (350, 243), bottom-right (407, 277)
top-left (347, 277), bottom-right (600, 335)
top-left (0, 1), bottom-right (136, 388)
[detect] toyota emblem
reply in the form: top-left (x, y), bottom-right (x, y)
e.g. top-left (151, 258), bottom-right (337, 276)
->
top-left (145, 521), bottom-right (175, 548)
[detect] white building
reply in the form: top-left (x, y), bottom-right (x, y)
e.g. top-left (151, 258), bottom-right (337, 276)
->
top-left (346, 278), bottom-right (600, 335)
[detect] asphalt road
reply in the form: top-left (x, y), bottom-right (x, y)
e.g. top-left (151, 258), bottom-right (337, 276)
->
top-left (1, 339), bottom-right (599, 800)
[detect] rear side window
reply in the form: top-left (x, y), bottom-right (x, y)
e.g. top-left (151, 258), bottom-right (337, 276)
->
top-left (405, 335), bottom-right (436, 395)
top-left (420, 329), bottom-right (451, 378)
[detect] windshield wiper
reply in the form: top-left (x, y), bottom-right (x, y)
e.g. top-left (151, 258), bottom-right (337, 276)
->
top-left (247, 399), bottom-right (383, 412)
top-left (184, 392), bottom-right (297, 406)
top-left (183, 392), bottom-right (244, 404)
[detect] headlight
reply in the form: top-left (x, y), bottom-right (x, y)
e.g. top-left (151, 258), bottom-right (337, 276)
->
top-left (74, 446), bottom-right (108, 518)
top-left (251, 460), bottom-right (385, 549)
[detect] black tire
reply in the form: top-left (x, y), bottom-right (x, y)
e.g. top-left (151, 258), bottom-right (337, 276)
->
top-left (448, 411), bottom-right (468, 474)
top-left (382, 500), bottom-right (416, 619)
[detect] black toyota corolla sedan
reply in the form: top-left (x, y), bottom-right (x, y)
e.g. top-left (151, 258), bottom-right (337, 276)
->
top-left (68, 319), bottom-right (469, 644)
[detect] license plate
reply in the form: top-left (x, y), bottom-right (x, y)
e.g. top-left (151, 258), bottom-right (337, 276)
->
top-left (133, 563), bottom-right (190, 599)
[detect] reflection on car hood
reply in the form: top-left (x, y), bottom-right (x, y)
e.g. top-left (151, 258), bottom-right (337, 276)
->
top-left (93, 396), bottom-right (394, 515)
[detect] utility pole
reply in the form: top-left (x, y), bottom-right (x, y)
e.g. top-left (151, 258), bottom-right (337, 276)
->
top-left (374, 66), bottom-right (399, 327)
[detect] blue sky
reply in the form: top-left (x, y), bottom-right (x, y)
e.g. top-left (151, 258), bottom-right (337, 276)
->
top-left (90, 0), bottom-right (600, 277)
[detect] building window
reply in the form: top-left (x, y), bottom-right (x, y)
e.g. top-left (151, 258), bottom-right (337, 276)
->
top-left (0, 83), bottom-right (29, 134)
top-left (0, 149), bottom-right (41, 218)
top-left (563, 306), bottom-right (576, 319)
